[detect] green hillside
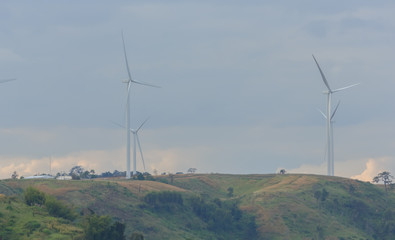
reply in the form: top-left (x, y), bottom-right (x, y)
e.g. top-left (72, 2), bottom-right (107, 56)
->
top-left (1, 174), bottom-right (394, 240)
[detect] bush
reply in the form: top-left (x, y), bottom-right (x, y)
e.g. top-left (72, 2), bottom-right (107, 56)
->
top-left (83, 214), bottom-right (125, 240)
top-left (45, 195), bottom-right (76, 221)
top-left (144, 191), bottom-right (183, 209)
top-left (24, 187), bottom-right (46, 206)
top-left (24, 220), bottom-right (41, 234)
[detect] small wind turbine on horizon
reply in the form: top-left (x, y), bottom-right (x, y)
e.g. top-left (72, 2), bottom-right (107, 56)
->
top-left (112, 118), bottom-right (149, 174)
top-left (121, 32), bottom-right (159, 179)
top-left (313, 55), bottom-right (359, 176)
top-left (318, 101), bottom-right (340, 177)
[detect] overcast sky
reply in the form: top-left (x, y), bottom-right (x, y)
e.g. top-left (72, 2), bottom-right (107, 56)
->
top-left (0, 0), bottom-right (394, 181)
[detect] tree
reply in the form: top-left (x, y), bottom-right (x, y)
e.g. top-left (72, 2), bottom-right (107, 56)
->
top-left (373, 171), bottom-right (394, 194)
top-left (69, 165), bottom-right (84, 177)
top-left (187, 168), bottom-right (197, 174)
top-left (11, 171), bottom-right (18, 179)
top-left (24, 187), bottom-right (46, 206)
top-left (279, 169), bottom-right (286, 174)
top-left (227, 187), bottom-right (234, 198)
top-left (45, 195), bottom-right (76, 220)
top-left (83, 214), bottom-right (125, 240)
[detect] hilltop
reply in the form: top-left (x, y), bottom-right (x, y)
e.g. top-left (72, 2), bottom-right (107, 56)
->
top-left (0, 174), bottom-right (394, 239)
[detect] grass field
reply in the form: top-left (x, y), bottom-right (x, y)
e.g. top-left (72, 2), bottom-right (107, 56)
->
top-left (1, 174), bottom-right (394, 239)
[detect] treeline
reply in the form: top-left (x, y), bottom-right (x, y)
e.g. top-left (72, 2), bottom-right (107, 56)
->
top-left (21, 187), bottom-right (145, 240)
top-left (59, 165), bottom-right (154, 181)
top-left (312, 184), bottom-right (395, 240)
top-left (143, 191), bottom-right (257, 239)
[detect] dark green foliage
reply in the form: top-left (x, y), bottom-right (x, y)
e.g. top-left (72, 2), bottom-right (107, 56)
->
top-left (144, 191), bottom-right (183, 210)
top-left (23, 187), bottom-right (76, 220)
top-left (24, 220), bottom-right (41, 234)
top-left (130, 232), bottom-right (144, 240)
top-left (24, 186), bottom-right (46, 206)
top-left (136, 173), bottom-right (145, 180)
top-left (227, 187), bottom-right (234, 198)
top-left (321, 188), bottom-right (329, 201)
top-left (45, 195), bottom-right (76, 221)
top-left (373, 171), bottom-right (394, 194)
top-left (83, 214), bottom-right (125, 240)
top-left (313, 188), bottom-right (329, 203)
top-left (188, 196), bottom-right (257, 238)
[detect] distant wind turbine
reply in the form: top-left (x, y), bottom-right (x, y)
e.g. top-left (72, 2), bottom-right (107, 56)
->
top-left (121, 32), bottom-right (159, 179)
top-left (318, 101), bottom-right (340, 177)
top-left (112, 118), bottom-right (149, 174)
top-left (313, 55), bottom-right (358, 176)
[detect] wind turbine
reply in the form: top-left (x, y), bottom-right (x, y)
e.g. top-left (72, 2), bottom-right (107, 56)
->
top-left (132, 118), bottom-right (148, 174)
top-left (313, 55), bottom-right (358, 176)
top-left (112, 118), bottom-right (148, 174)
top-left (318, 101), bottom-right (340, 177)
top-left (121, 32), bottom-right (159, 179)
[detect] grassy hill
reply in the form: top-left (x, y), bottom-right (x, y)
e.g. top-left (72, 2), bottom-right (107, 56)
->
top-left (1, 174), bottom-right (394, 239)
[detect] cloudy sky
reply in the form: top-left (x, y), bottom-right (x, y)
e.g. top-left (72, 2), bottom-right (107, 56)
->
top-left (0, 0), bottom-right (394, 181)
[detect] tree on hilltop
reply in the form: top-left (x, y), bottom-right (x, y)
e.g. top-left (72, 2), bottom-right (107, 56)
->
top-left (373, 171), bottom-right (394, 194)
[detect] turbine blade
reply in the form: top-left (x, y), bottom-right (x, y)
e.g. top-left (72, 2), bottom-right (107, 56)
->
top-left (136, 134), bottom-right (146, 172)
top-left (122, 32), bottom-right (133, 82)
top-left (332, 83), bottom-right (360, 92)
top-left (0, 78), bottom-right (16, 83)
top-left (136, 118), bottom-right (149, 132)
top-left (331, 101), bottom-right (341, 120)
top-left (312, 55), bottom-right (332, 92)
top-left (110, 120), bottom-right (125, 129)
top-left (132, 80), bottom-right (161, 88)
top-left (317, 108), bottom-right (327, 119)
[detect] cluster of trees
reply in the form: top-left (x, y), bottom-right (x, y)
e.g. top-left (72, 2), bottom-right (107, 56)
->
top-left (311, 179), bottom-right (394, 240)
top-left (23, 187), bottom-right (145, 239)
top-left (188, 196), bottom-right (257, 237)
top-left (142, 191), bottom-right (257, 239)
top-left (144, 191), bottom-right (183, 210)
top-left (23, 186), bottom-right (76, 221)
top-left (82, 213), bottom-right (146, 239)
top-left (59, 166), bottom-right (154, 180)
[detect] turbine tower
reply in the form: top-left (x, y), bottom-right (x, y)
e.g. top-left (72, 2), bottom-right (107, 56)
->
top-left (111, 119), bottom-right (148, 174)
top-left (313, 55), bottom-right (358, 176)
top-left (319, 101), bottom-right (340, 177)
top-left (121, 32), bottom-right (158, 179)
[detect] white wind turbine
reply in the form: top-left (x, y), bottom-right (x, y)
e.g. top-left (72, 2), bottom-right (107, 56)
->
top-left (313, 55), bottom-right (358, 176)
top-left (318, 101), bottom-right (340, 177)
top-left (112, 119), bottom-right (148, 174)
top-left (131, 118), bottom-right (148, 174)
top-left (121, 32), bottom-right (159, 179)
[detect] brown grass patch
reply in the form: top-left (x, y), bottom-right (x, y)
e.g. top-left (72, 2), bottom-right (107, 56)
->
top-left (116, 180), bottom-right (187, 195)
top-left (35, 184), bottom-right (80, 196)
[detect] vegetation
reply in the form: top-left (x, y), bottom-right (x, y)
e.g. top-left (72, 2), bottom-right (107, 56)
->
top-left (373, 171), bottom-right (394, 194)
top-left (83, 214), bottom-right (125, 240)
top-left (1, 173), bottom-right (394, 239)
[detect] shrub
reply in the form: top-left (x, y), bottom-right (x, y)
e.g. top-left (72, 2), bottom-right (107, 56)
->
top-left (83, 214), bottom-right (125, 240)
top-left (45, 195), bottom-right (76, 221)
top-left (24, 187), bottom-right (46, 206)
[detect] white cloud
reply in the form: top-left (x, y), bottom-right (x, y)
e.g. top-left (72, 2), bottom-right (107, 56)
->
top-left (0, 148), bottom-right (125, 179)
top-left (351, 157), bottom-right (395, 182)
